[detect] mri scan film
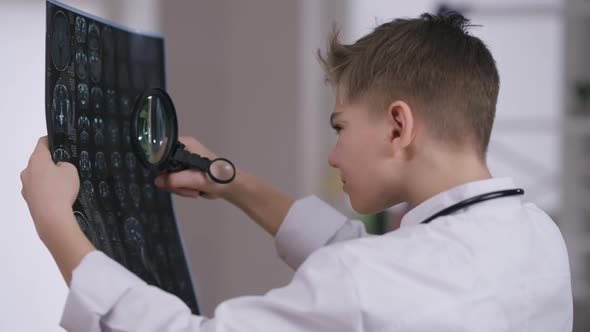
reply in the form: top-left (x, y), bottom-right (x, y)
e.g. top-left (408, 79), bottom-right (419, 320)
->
top-left (45, 0), bottom-right (199, 313)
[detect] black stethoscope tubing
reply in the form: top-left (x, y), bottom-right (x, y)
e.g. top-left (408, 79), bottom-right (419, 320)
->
top-left (421, 188), bottom-right (525, 224)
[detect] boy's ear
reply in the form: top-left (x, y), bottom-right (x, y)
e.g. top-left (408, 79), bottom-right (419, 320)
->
top-left (386, 100), bottom-right (415, 154)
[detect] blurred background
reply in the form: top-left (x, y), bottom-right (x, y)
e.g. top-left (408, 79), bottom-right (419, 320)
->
top-left (1, 0), bottom-right (589, 330)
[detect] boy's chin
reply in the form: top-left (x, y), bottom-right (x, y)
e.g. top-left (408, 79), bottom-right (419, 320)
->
top-left (350, 198), bottom-right (381, 215)
top-left (350, 195), bottom-right (399, 215)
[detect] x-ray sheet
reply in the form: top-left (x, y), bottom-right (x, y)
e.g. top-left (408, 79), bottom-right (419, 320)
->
top-left (45, 0), bottom-right (198, 313)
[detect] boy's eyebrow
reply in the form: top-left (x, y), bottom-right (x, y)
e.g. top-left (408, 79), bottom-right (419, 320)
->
top-left (330, 112), bottom-right (343, 126)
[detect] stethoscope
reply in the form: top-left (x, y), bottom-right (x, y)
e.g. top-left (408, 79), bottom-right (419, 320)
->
top-left (420, 188), bottom-right (525, 224)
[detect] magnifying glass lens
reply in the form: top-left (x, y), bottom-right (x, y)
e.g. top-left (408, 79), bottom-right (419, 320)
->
top-left (133, 88), bottom-right (235, 184)
top-left (209, 158), bottom-right (235, 183)
top-left (137, 95), bottom-right (169, 164)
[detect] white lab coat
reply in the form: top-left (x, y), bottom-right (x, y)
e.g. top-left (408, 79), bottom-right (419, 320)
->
top-left (60, 177), bottom-right (573, 331)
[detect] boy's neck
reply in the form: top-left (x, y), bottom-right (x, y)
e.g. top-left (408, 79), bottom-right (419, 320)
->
top-left (405, 151), bottom-right (492, 208)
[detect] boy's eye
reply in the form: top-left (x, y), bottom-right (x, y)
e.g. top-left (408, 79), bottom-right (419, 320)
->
top-left (331, 125), bottom-right (342, 134)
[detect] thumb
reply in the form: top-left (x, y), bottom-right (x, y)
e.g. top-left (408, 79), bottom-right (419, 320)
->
top-left (56, 161), bottom-right (79, 175)
top-left (34, 136), bottom-right (51, 158)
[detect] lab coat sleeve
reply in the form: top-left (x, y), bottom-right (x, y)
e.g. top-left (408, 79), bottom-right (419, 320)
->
top-left (61, 248), bottom-right (361, 332)
top-left (274, 195), bottom-right (369, 270)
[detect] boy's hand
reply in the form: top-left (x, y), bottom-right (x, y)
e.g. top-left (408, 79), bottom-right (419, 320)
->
top-left (21, 136), bottom-right (80, 242)
top-left (155, 136), bottom-right (234, 200)
top-left (156, 136), bottom-right (292, 236)
top-left (21, 136), bottom-right (95, 285)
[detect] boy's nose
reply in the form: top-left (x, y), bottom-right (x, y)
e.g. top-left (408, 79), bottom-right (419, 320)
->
top-left (328, 149), bottom-right (338, 168)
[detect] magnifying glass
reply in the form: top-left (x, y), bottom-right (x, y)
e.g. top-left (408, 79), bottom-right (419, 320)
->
top-left (130, 88), bottom-right (236, 184)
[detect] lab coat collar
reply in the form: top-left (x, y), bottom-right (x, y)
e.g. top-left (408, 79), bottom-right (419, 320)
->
top-left (399, 177), bottom-right (518, 228)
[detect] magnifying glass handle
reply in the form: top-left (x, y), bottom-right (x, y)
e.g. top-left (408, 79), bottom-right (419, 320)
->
top-left (168, 144), bottom-right (211, 196)
top-left (170, 143), bottom-right (211, 172)
top-left (169, 142), bottom-right (236, 185)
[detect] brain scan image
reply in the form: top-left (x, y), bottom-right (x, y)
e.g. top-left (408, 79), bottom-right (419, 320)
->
top-left (90, 86), bottom-right (103, 113)
top-left (156, 243), bottom-right (174, 292)
top-left (161, 219), bottom-right (176, 244)
top-left (141, 167), bottom-right (151, 179)
top-left (98, 180), bottom-right (110, 199)
top-left (167, 244), bottom-right (189, 293)
top-left (123, 217), bottom-right (160, 285)
top-left (46, 2), bottom-right (198, 313)
top-left (74, 211), bottom-right (95, 243)
top-left (91, 211), bottom-right (114, 256)
top-left (125, 152), bottom-right (137, 172)
top-left (89, 49), bottom-right (102, 83)
top-left (95, 131), bottom-right (105, 146)
top-left (123, 217), bottom-right (143, 259)
top-left (129, 183), bottom-right (141, 209)
top-left (122, 122), bottom-right (131, 147)
top-left (143, 184), bottom-right (155, 205)
top-left (79, 130), bottom-right (90, 145)
top-left (109, 123), bottom-right (119, 146)
top-left (88, 22), bottom-right (100, 50)
top-left (114, 178), bottom-right (126, 202)
top-left (120, 94), bottom-right (131, 116)
top-left (104, 213), bottom-right (127, 265)
top-left (95, 151), bottom-right (107, 177)
top-left (75, 48), bottom-right (87, 79)
top-left (52, 145), bottom-right (70, 162)
top-left (106, 89), bottom-right (116, 114)
top-left (147, 218), bottom-right (174, 292)
top-left (98, 180), bottom-right (114, 212)
top-left (75, 16), bottom-right (86, 43)
top-left (77, 83), bottom-right (89, 109)
top-left (50, 11), bottom-right (71, 71)
top-left (111, 151), bottom-right (121, 169)
top-left (78, 115), bottom-right (90, 130)
top-left (78, 115), bottom-right (91, 145)
top-left (93, 117), bottom-right (105, 146)
top-left (79, 151), bottom-right (92, 179)
top-left (52, 82), bottom-right (71, 134)
top-left (92, 116), bottom-right (104, 134)
top-left (83, 179), bottom-right (95, 199)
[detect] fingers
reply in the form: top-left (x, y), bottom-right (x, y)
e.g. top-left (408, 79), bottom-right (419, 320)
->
top-left (156, 170), bottom-right (209, 191)
top-left (154, 174), bottom-right (201, 198)
top-left (20, 170), bottom-right (27, 198)
top-left (178, 136), bottom-right (199, 152)
top-left (178, 136), bottom-right (216, 158)
top-left (174, 188), bottom-right (201, 198)
top-left (178, 136), bottom-right (197, 146)
top-left (27, 137), bottom-right (51, 169)
top-left (33, 136), bottom-right (50, 157)
top-left (57, 161), bottom-right (77, 173)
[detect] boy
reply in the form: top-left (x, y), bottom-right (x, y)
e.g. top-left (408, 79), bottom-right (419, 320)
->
top-left (22, 12), bottom-right (572, 331)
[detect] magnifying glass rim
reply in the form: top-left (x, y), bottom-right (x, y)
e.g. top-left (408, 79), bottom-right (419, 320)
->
top-left (207, 157), bottom-right (236, 184)
top-left (131, 87), bottom-right (178, 171)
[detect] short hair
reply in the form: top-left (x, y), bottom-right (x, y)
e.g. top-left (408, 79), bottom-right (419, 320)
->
top-left (318, 12), bottom-right (500, 158)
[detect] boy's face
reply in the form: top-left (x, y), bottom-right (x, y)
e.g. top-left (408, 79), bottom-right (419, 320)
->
top-left (328, 90), bottom-right (401, 214)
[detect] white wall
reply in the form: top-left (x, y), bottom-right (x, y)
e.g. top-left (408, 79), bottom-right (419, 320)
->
top-left (0, 1), bottom-right (158, 330)
top-left (0, 3), bottom-right (61, 330)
